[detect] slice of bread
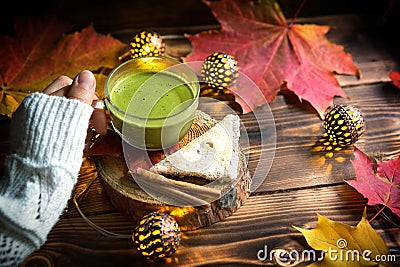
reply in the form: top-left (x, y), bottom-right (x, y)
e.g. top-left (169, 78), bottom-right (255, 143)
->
top-left (150, 114), bottom-right (241, 182)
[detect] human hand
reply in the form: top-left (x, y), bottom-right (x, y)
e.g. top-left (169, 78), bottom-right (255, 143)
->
top-left (42, 70), bottom-right (108, 152)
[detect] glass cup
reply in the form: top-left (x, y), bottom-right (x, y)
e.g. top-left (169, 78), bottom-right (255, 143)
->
top-left (104, 56), bottom-right (200, 150)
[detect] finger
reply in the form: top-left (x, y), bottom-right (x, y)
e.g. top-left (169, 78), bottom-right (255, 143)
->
top-left (66, 70), bottom-right (96, 105)
top-left (45, 85), bottom-right (71, 97)
top-left (43, 75), bottom-right (73, 95)
top-left (46, 76), bottom-right (99, 98)
top-left (90, 100), bottom-right (108, 135)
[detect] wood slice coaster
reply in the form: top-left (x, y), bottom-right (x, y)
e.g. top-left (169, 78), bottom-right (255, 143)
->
top-left (94, 110), bottom-right (251, 231)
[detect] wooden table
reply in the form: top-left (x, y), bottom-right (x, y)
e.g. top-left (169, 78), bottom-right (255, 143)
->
top-left (1, 9), bottom-right (399, 267)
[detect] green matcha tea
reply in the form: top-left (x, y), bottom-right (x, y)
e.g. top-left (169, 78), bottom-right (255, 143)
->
top-left (110, 71), bottom-right (194, 119)
top-left (105, 61), bottom-right (199, 150)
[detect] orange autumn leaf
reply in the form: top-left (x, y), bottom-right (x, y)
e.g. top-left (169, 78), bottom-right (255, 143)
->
top-left (184, 0), bottom-right (361, 117)
top-left (0, 16), bottom-right (127, 117)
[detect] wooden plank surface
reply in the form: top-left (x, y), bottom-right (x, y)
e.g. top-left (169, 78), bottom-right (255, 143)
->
top-left (24, 164), bottom-right (400, 266)
top-left (0, 12), bottom-right (398, 267)
top-left (258, 82), bottom-right (400, 192)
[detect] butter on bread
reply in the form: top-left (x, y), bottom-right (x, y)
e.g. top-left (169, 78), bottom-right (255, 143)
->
top-left (150, 114), bottom-right (241, 181)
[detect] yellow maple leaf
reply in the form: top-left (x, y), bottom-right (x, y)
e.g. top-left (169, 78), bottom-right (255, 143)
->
top-left (293, 209), bottom-right (392, 267)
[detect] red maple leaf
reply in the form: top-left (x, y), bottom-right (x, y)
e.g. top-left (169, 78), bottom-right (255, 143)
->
top-left (184, 0), bottom-right (360, 116)
top-left (85, 130), bottom-right (123, 157)
top-left (389, 71), bottom-right (400, 89)
top-left (347, 146), bottom-right (400, 219)
top-left (0, 16), bottom-right (127, 117)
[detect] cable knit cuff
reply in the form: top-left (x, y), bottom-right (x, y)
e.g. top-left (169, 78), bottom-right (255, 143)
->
top-left (8, 92), bottom-right (93, 167)
top-left (0, 92), bottom-right (93, 252)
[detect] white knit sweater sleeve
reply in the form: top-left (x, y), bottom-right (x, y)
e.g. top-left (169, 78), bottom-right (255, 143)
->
top-left (0, 92), bottom-right (93, 266)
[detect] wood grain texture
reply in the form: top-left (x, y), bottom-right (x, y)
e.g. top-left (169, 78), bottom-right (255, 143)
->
top-left (0, 12), bottom-right (397, 267)
top-left (23, 180), bottom-right (400, 267)
top-left (256, 82), bottom-right (400, 192)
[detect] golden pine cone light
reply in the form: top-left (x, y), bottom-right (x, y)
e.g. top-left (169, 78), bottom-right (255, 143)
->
top-left (324, 104), bottom-right (365, 146)
top-left (132, 212), bottom-right (181, 260)
top-left (201, 52), bottom-right (239, 89)
top-left (130, 31), bottom-right (165, 58)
